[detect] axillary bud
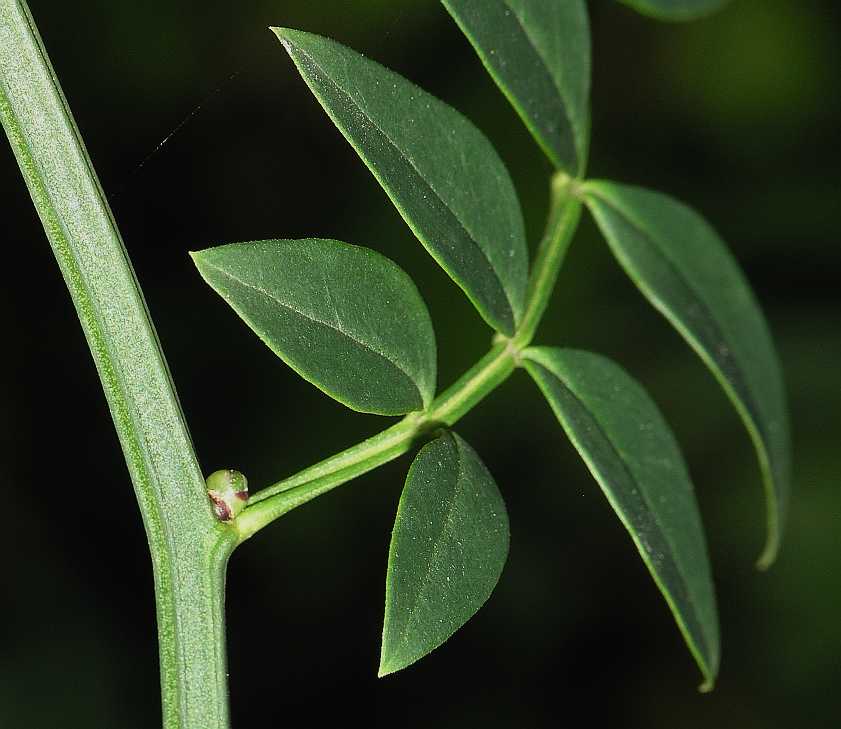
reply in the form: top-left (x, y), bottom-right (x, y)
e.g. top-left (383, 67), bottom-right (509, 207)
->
top-left (206, 469), bottom-right (249, 523)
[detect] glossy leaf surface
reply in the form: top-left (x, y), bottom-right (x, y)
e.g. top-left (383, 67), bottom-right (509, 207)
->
top-left (380, 432), bottom-right (509, 676)
top-left (524, 347), bottom-right (719, 687)
top-left (443, 0), bottom-right (590, 175)
top-left (583, 180), bottom-right (790, 567)
top-left (192, 239), bottom-right (436, 415)
top-left (619, 0), bottom-right (731, 21)
top-left (274, 28), bottom-right (528, 335)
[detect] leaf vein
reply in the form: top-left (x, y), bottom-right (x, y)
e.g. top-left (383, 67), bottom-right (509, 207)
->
top-left (203, 260), bottom-right (422, 403)
top-left (587, 190), bottom-right (766, 441)
top-left (500, 0), bottom-right (582, 163)
top-left (534, 360), bottom-right (710, 662)
top-left (290, 41), bottom-right (516, 328)
top-left (394, 435), bottom-right (464, 654)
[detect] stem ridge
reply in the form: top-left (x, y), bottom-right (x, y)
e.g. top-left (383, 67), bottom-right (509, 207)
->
top-left (0, 2), bottom-right (234, 726)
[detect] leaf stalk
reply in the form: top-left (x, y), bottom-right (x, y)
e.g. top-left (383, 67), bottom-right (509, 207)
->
top-left (514, 172), bottom-right (584, 348)
top-left (236, 343), bottom-right (517, 542)
top-left (238, 174), bottom-right (584, 541)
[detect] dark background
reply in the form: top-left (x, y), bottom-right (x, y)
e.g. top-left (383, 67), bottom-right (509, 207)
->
top-left (1, 1), bottom-right (838, 726)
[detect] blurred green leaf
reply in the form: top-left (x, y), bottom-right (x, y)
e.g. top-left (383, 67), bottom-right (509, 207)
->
top-left (523, 347), bottom-right (719, 688)
top-left (273, 27), bottom-right (528, 336)
top-left (443, 0), bottom-right (590, 175)
top-left (619, 0), bottom-right (731, 21)
top-left (380, 431), bottom-right (509, 676)
top-left (192, 238), bottom-right (436, 415)
top-left (583, 180), bottom-right (791, 567)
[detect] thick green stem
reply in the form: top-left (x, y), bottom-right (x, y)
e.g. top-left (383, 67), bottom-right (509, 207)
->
top-left (0, 2), bottom-right (233, 726)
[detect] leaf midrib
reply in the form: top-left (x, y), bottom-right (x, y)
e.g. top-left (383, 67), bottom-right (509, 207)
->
top-left (202, 259), bottom-right (423, 404)
top-left (391, 435), bottom-right (465, 658)
top-left (501, 0), bottom-right (582, 165)
top-left (288, 38), bottom-right (517, 330)
top-left (530, 357), bottom-right (711, 667)
top-left (586, 189), bottom-right (767, 443)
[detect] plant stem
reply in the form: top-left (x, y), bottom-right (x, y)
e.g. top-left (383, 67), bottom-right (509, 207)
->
top-left (238, 175), bottom-right (584, 542)
top-left (0, 2), bottom-right (233, 726)
top-left (236, 342), bottom-right (517, 542)
top-left (514, 172), bottom-right (583, 348)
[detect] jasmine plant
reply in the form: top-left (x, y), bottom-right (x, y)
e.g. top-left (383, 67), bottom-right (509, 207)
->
top-left (0, 0), bottom-right (789, 726)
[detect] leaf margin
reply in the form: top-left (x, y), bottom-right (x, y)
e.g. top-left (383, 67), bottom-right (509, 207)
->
top-left (581, 179), bottom-right (791, 568)
top-left (618, 0), bottom-right (732, 22)
top-left (442, 0), bottom-right (591, 175)
top-left (379, 430), bottom-right (510, 677)
top-left (523, 346), bottom-right (720, 688)
top-left (191, 237), bottom-right (438, 416)
top-left (272, 25), bottom-right (529, 336)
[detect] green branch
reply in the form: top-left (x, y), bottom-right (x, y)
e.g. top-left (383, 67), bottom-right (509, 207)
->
top-left (514, 173), bottom-right (584, 348)
top-left (237, 178), bottom-right (583, 544)
top-left (236, 343), bottom-right (517, 542)
top-left (0, 2), bottom-right (233, 726)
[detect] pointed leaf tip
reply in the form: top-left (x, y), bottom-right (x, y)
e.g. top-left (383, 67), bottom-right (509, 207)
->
top-left (380, 432), bottom-right (509, 675)
top-left (273, 28), bottom-right (528, 335)
top-left (582, 180), bottom-right (791, 566)
top-left (377, 658), bottom-right (397, 679)
top-left (524, 347), bottom-right (720, 686)
top-left (192, 238), bottom-right (437, 415)
top-left (269, 26), bottom-right (293, 52)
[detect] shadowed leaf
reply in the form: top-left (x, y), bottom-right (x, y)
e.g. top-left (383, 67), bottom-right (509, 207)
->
top-left (583, 181), bottom-right (791, 567)
top-left (444, 0), bottom-right (590, 174)
top-left (273, 27), bottom-right (528, 335)
top-left (524, 347), bottom-right (719, 688)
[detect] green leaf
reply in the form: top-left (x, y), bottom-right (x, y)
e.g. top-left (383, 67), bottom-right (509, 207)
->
top-left (380, 432), bottom-right (509, 676)
top-left (523, 347), bottom-right (719, 688)
top-left (192, 238), bottom-right (436, 416)
top-left (619, 0), bottom-right (731, 21)
top-left (273, 27), bottom-right (528, 336)
top-left (583, 181), bottom-right (791, 567)
top-left (443, 0), bottom-right (590, 175)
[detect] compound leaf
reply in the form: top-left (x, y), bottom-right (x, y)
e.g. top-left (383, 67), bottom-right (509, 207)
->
top-left (524, 347), bottom-right (719, 688)
top-left (380, 432), bottom-right (509, 676)
top-left (583, 180), bottom-right (791, 567)
top-left (274, 27), bottom-right (528, 336)
top-left (619, 0), bottom-right (731, 22)
top-left (443, 0), bottom-right (590, 175)
top-left (192, 238), bottom-right (436, 416)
